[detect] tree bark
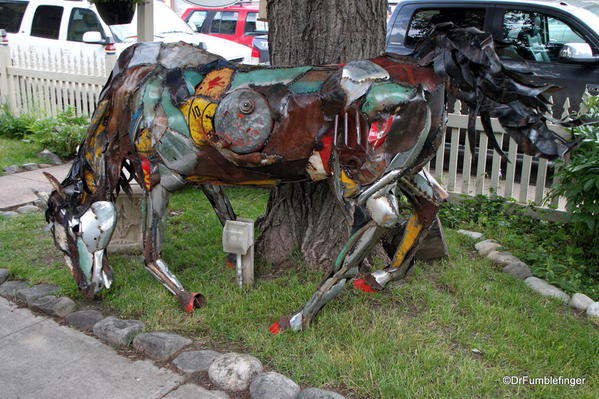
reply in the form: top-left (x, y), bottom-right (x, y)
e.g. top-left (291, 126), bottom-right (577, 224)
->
top-left (257, 0), bottom-right (387, 270)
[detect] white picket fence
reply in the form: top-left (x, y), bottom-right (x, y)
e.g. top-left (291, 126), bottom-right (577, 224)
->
top-left (0, 43), bottom-right (115, 118)
top-left (0, 42), bottom-right (577, 211)
top-left (425, 99), bottom-right (575, 210)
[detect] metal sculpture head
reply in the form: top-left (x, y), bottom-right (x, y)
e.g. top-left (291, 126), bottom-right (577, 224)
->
top-left (45, 172), bottom-right (116, 297)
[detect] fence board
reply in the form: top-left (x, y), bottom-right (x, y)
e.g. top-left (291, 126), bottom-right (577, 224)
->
top-left (476, 133), bottom-right (488, 195)
top-left (503, 138), bottom-right (518, 199)
top-left (519, 155), bottom-right (533, 203)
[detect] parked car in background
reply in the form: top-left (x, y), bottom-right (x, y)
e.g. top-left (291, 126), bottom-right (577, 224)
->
top-left (181, 3), bottom-right (267, 48)
top-left (0, 0), bottom-right (251, 63)
top-left (386, 0), bottom-right (599, 114)
top-left (251, 34), bottom-right (269, 64)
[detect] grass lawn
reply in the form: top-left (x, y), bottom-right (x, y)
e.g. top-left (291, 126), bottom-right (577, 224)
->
top-left (0, 137), bottom-right (45, 174)
top-left (1, 187), bottom-right (597, 398)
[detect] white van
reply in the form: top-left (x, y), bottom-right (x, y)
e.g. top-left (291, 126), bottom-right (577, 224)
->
top-left (1, 0), bottom-right (251, 63)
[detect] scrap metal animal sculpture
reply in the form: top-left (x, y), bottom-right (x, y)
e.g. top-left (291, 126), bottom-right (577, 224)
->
top-left (45, 25), bottom-right (575, 332)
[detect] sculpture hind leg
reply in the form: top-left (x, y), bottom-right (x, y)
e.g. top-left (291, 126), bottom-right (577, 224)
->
top-left (353, 169), bottom-right (448, 292)
top-left (142, 183), bottom-right (206, 312)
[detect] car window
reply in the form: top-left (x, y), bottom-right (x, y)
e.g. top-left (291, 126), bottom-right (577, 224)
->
top-left (188, 10), bottom-right (208, 31)
top-left (502, 10), bottom-right (589, 63)
top-left (31, 5), bottom-right (63, 39)
top-left (67, 8), bottom-right (104, 42)
top-left (244, 12), bottom-right (268, 34)
top-left (405, 8), bottom-right (485, 47)
top-left (0, 1), bottom-right (28, 33)
top-left (210, 11), bottom-right (238, 35)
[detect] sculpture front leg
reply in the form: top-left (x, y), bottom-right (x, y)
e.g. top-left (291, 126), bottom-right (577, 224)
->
top-left (270, 220), bottom-right (386, 333)
top-left (142, 184), bottom-right (205, 312)
top-left (354, 169), bottom-right (448, 292)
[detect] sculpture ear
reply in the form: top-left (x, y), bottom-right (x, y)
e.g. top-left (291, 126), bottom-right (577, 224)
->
top-left (43, 172), bottom-right (65, 199)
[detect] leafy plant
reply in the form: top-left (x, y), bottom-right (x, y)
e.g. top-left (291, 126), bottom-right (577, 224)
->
top-left (548, 95), bottom-right (599, 247)
top-left (29, 108), bottom-right (88, 159)
top-left (0, 105), bottom-right (36, 139)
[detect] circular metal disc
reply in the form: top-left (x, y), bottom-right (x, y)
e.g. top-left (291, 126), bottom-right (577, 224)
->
top-left (214, 88), bottom-right (273, 154)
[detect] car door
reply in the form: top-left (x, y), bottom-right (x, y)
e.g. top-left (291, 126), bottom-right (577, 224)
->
top-left (487, 5), bottom-right (599, 115)
top-left (386, 2), bottom-right (493, 56)
top-left (185, 9), bottom-right (212, 34)
top-left (62, 6), bottom-right (107, 60)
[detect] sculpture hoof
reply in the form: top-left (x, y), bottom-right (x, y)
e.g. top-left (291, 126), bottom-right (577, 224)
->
top-left (178, 291), bottom-right (206, 312)
top-left (353, 278), bottom-right (377, 293)
top-left (269, 322), bottom-right (281, 334)
top-left (269, 315), bottom-right (292, 334)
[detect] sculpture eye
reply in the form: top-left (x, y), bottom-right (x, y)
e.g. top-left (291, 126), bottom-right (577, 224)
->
top-left (239, 99), bottom-right (255, 114)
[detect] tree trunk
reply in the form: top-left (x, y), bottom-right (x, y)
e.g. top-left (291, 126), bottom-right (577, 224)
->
top-left (257, 0), bottom-right (387, 270)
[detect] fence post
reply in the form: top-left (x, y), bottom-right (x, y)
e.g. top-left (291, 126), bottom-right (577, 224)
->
top-left (0, 30), bottom-right (10, 110)
top-left (104, 49), bottom-right (116, 79)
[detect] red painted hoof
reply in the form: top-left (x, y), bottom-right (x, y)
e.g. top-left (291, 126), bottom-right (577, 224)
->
top-left (179, 292), bottom-right (206, 312)
top-left (353, 278), bottom-right (376, 293)
top-left (269, 322), bottom-right (281, 335)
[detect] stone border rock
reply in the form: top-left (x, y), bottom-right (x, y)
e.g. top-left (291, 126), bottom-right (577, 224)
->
top-left (457, 230), bottom-right (599, 321)
top-left (0, 192), bottom-right (49, 217)
top-left (0, 272), bottom-right (347, 399)
top-left (2, 150), bottom-right (63, 176)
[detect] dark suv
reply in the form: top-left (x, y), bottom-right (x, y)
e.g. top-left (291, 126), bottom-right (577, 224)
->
top-left (386, 0), bottom-right (599, 115)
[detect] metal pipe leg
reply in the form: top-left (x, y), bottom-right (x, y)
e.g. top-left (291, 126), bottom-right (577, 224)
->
top-left (200, 185), bottom-right (236, 227)
top-left (143, 184), bottom-right (205, 312)
top-left (199, 185), bottom-right (239, 268)
top-left (270, 221), bottom-right (386, 334)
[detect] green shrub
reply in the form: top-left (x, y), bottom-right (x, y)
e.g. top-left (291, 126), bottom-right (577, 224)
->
top-left (440, 196), bottom-right (599, 300)
top-left (548, 95), bottom-right (599, 248)
top-left (29, 108), bottom-right (89, 159)
top-left (0, 105), bottom-right (36, 139)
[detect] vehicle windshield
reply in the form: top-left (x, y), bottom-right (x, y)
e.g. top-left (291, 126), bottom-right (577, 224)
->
top-left (109, 2), bottom-right (193, 42)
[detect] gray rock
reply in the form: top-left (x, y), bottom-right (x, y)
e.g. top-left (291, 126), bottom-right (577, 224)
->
top-left (30, 295), bottom-right (76, 317)
top-left (16, 204), bottom-right (39, 214)
top-left (172, 349), bottom-right (222, 374)
top-left (132, 332), bottom-right (192, 361)
top-left (0, 211), bottom-right (19, 218)
top-left (3, 165), bottom-right (20, 175)
top-left (524, 277), bottom-right (569, 303)
top-left (22, 163), bottom-right (39, 171)
top-left (456, 230), bottom-right (484, 240)
top-left (502, 262), bottom-right (532, 280)
top-left (298, 388), bottom-right (346, 399)
top-left (474, 240), bottom-right (501, 257)
top-left (0, 269), bottom-right (9, 284)
top-left (587, 302), bottom-right (599, 319)
top-left (0, 281), bottom-right (28, 298)
top-left (38, 149), bottom-right (62, 165)
top-left (93, 316), bottom-right (144, 346)
top-left (33, 199), bottom-right (47, 210)
top-left (65, 310), bottom-right (105, 331)
top-left (250, 372), bottom-right (300, 399)
top-left (209, 352), bottom-right (263, 392)
top-left (486, 251), bottom-right (522, 266)
top-left (162, 383), bottom-right (229, 399)
top-left (15, 284), bottom-right (58, 304)
top-left (569, 293), bottom-right (594, 312)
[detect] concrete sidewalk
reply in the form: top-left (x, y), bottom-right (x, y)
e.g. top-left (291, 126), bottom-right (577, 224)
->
top-left (0, 163), bottom-right (72, 210)
top-left (0, 297), bottom-right (188, 399)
